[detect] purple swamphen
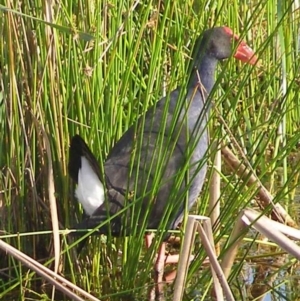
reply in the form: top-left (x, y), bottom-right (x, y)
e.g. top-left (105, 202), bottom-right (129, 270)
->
top-left (68, 26), bottom-right (257, 284)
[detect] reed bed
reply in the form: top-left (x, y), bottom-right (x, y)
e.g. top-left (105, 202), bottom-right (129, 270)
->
top-left (0, 0), bottom-right (300, 300)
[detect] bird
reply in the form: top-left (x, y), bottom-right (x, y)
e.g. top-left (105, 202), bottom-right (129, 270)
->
top-left (68, 26), bottom-right (257, 286)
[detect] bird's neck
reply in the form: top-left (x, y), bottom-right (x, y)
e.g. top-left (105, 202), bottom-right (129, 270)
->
top-left (188, 55), bottom-right (218, 98)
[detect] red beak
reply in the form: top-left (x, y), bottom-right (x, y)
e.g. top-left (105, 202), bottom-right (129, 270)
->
top-left (234, 40), bottom-right (258, 65)
top-left (223, 27), bottom-right (258, 65)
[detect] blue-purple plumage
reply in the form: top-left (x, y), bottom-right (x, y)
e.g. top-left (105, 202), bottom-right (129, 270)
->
top-left (69, 27), bottom-right (257, 238)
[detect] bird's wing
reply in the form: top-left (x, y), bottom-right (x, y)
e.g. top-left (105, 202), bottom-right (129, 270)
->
top-left (72, 89), bottom-right (209, 236)
top-left (90, 96), bottom-right (194, 234)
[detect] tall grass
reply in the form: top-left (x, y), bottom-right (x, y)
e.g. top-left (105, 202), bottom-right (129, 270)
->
top-left (0, 0), bottom-right (300, 300)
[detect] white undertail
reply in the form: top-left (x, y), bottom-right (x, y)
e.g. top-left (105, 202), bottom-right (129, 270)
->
top-left (75, 157), bottom-right (104, 216)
